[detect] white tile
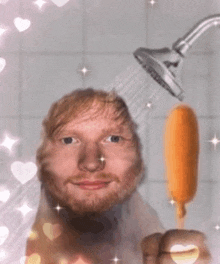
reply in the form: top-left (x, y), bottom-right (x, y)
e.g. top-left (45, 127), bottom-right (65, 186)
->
top-left (199, 118), bottom-right (220, 182)
top-left (22, 55), bottom-right (83, 116)
top-left (20, 118), bottom-right (42, 159)
top-left (146, 0), bottom-right (213, 52)
top-left (21, 0), bottom-right (83, 52)
top-left (0, 0), bottom-right (20, 52)
top-left (86, 0), bottom-right (146, 52)
top-left (209, 51), bottom-right (220, 116)
top-left (0, 55), bottom-right (20, 116)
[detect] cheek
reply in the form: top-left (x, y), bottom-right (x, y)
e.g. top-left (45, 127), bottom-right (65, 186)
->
top-left (105, 148), bottom-right (142, 176)
top-left (43, 149), bottom-right (78, 176)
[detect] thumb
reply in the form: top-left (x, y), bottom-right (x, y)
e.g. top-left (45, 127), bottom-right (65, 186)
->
top-left (141, 232), bottom-right (163, 264)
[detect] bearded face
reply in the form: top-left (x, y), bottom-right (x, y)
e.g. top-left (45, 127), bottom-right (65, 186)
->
top-left (38, 104), bottom-right (143, 215)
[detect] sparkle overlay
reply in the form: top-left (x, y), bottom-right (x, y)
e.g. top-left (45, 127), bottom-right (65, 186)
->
top-left (149, 0), bottom-right (156, 6)
top-left (17, 203), bottom-right (33, 217)
top-left (99, 156), bottom-right (105, 163)
top-left (0, 134), bottom-right (18, 152)
top-left (215, 225), bottom-right (220, 231)
top-left (111, 256), bottom-right (120, 263)
top-left (54, 204), bottom-right (63, 212)
top-left (207, 134), bottom-right (220, 150)
top-left (170, 199), bottom-right (175, 205)
top-left (78, 66), bottom-right (90, 76)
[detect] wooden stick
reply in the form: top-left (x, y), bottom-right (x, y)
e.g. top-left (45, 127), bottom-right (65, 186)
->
top-left (176, 203), bottom-right (186, 229)
top-left (177, 215), bottom-right (185, 229)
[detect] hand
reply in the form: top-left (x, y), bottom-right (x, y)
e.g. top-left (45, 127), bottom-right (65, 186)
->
top-left (141, 229), bottom-right (211, 264)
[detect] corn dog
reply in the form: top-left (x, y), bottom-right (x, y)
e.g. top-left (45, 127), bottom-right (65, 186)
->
top-left (164, 104), bottom-right (199, 229)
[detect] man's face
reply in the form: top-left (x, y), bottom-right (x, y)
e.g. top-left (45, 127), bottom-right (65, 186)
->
top-left (39, 103), bottom-right (143, 214)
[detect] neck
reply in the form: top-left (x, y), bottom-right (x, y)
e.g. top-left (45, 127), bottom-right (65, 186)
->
top-left (26, 187), bottom-right (123, 263)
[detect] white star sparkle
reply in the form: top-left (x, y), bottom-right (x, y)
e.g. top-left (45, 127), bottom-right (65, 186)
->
top-left (207, 134), bottom-right (220, 150)
top-left (169, 199), bottom-right (175, 205)
top-left (215, 224), bottom-right (220, 230)
top-left (111, 256), bottom-right (120, 263)
top-left (54, 204), bottom-right (63, 212)
top-left (0, 134), bottom-right (19, 152)
top-left (149, 0), bottom-right (156, 6)
top-left (33, 0), bottom-right (47, 9)
top-left (146, 101), bottom-right (152, 108)
top-left (78, 66), bottom-right (90, 76)
top-left (99, 156), bottom-right (105, 162)
top-left (17, 203), bottom-right (33, 217)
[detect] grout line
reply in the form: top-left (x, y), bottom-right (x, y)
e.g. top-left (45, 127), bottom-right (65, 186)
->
top-left (17, 0), bottom-right (23, 158)
top-left (82, 0), bottom-right (86, 88)
top-left (0, 50), bottom-right (216, 56)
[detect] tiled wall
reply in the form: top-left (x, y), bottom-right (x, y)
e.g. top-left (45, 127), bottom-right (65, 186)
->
top-left (1, 0), bottom-right (220, 262)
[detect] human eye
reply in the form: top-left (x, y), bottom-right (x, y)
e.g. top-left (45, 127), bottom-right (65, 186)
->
top-left (61, 137), bottom-right (78, 145)
top-left (105, 135), bottom-right (122, 143)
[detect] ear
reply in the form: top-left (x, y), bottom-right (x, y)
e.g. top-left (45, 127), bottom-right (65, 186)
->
top-left (141, 232), bottom-right (163, 264)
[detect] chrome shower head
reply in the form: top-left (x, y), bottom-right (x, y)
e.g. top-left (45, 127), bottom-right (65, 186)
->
top-left (134, 47), bottom-right (184, 101)
top-left (134, 14), bottom-right (220, 101)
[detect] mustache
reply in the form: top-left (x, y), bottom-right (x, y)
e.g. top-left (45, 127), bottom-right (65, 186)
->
top-left (64, 173), bottom-right (120, 185)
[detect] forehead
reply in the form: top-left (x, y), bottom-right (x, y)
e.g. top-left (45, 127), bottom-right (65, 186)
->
top-left (62, 108), bottom-right (130, 132)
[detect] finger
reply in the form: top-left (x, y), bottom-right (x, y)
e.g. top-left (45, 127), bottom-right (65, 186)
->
top-left (141, 232), bottom-right (163, 264)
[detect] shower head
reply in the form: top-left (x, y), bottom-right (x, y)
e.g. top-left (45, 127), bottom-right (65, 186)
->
top-left (134, 14), bottom-right (220, 101)
top-left (134, 47), bottom-right (184, 101)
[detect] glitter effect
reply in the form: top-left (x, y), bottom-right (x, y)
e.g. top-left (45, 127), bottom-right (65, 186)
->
top-left (111, 256), bottom-right (120, 263)
top-left (79, 66), bottom-right (90, 76)
top-left (0, 134), bottom-right (18, 152)
top-left (54, 204), bottom-right (63, 212)
top-left (17, 203), bottom-right (33, 217)
top-left (149, 0), bottom-right (156, 6)
top-left (146, 101), bottom-right (152, 108)
top-left (99, 156), bottom-right (105, 162)
top-left (33, 0), bottom-right (47, 9)
top-left (208, 134), bottom-right (220, 150)
top-left (170, 199), bottom-right (175, 205)
top-left (215, 225), bottom-right (220, 230)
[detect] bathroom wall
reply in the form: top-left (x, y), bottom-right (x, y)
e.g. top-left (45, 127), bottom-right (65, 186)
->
top-left (0, 0), bottom-right (220, 262)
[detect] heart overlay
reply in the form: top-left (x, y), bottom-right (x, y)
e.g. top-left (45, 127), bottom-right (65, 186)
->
top-left (0, 226), bottom-right (9, 246)
top-left (170, 244), bottom-right (199, 264)
top-left (43, 223), bottom-right (62, 241)
top-left (11, 161), bottom-right (37, 184)
top-left (14, 17), bottom-right (31, 32)
top-left (20, 253), bottom-right (41, 264)
top-left (51, 0), bottom-right (69, 7)
top-left (0, 58), bottom-right (6, 72)
top-left (0, 188), bottom-right (10, 203)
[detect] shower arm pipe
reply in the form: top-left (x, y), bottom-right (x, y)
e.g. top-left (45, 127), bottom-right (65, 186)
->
top-left (173, 14), bottom-right (220, 56)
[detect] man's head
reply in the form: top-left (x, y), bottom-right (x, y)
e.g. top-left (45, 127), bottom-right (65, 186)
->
top-left (37, 88), bottom-right (144, 215)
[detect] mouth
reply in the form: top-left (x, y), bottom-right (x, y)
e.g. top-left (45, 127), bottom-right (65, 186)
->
top-left (74, 180), bottom-right (112, 190)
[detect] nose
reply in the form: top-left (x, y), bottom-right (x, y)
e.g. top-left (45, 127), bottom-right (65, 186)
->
top-left (78, 143), bottom-right (105, 172)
